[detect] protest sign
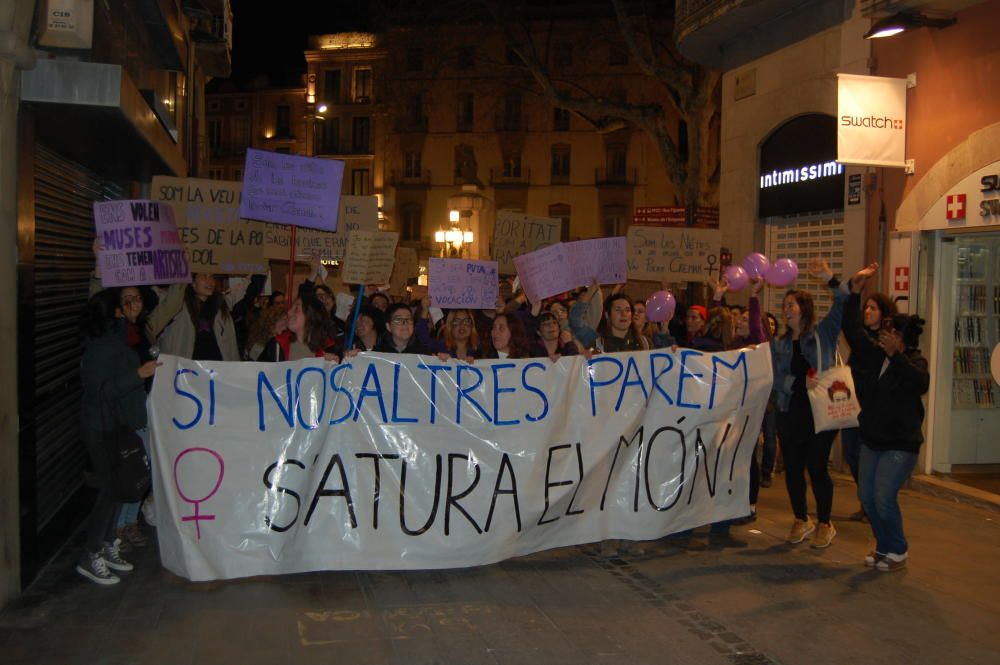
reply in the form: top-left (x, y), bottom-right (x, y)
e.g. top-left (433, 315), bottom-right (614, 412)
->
top-left (342, 231), bottom-right (399, 284)
top-left (262, 195), bottom-right (378, 262)
top-left (626, 226), bottom-right (721, 282)
top-left (494, 211), bottom-right (561, 274)
top-left (152, 177), bottom-right (269, 275)
top-left (389, 247), bottom-right (420, 296)
top-left (514, 237), bottom-right (628, 303)
top-left (239, 148), bottom-right (345, 231)
top-left (428, 258), bottom-right (499, 309)
top-left (93, 200), bottom-right (189, 287)
top-left (149, 344), bottom-right (772, 580)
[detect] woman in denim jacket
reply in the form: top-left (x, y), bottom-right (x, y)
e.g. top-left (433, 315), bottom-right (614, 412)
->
top-left (771, 258), bottom-right (849, 549)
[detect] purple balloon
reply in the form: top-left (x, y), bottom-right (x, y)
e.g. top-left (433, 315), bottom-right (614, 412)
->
top-left (765, 258), bottom-right (799, 287)
top-left (645, 290), bottom-right (676, 323)
top-left (724, 265), bottom-right (749, 291)
top-left (742, 252), bottom-right (770, 280)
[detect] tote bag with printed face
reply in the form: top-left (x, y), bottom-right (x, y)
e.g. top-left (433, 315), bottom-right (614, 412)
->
top-left (807, 332), bottom-right (861, 433)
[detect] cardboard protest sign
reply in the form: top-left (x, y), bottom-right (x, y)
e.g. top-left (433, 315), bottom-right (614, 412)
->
top-left (239, 148), bottom-right (345, 231)
top-left (389, 247), bottom-right (419, 296)
top-left (428, 258), bottom-right (499, 309)
top-left (493, 211), bottom-right (561, 273)
top-left (149, 345), bottom-right (772, 580)
top-left (513, 237), bottom-right (628, 303)
top-left (341, 231), bottom-right (399, 284)
top-left (626, 226), bottom-right (721, 282)
top-left (151, 176), bottom-right (268, 275)
top-left (261, 195), bottom-right (378, 262)
top-left (93, 200), bottom-right (189, 287)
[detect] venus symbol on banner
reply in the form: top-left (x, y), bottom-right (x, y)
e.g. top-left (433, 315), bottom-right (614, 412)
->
top-left (173, 447), bottom-right (225, 540)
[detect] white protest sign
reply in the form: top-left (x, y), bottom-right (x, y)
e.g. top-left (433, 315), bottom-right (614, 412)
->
top-left (514, 237), bottom-right (628, 303)
top-left (262, 195), bottom-right (378, 262)
top-left (494, 211), bottom-right (562, 274)
top-left (149, 345), bottom-right (773, 581)
top-left (389, 247), bottom-right (420, 296)
top-left (626, 226), bottom-right (721, 282)
top-left (428, 258), bottom-right (499, 309)
top-left (342, 231), bottom-right (399, 284)
top-left (151, 176), bottom-right (269, 275)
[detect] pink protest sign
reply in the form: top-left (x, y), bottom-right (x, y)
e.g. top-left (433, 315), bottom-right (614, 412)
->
top-left (239, 148), bottom-right (345, 231)
top-left (428, 258), bottom-right (500, 309)
top-left (93, 200), bottom-right (190, 287)
top-left (513, 237), bottom-right (628, 303)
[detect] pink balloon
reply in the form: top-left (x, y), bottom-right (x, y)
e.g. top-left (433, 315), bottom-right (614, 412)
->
top-left (645, 290), bottom-right (676, 323)
top-left (742, 252), bottom-right (770, 280)
top-left (765, 258), bottom-right (799, 287)
top-left (724, 265), bottom-right (749, 291)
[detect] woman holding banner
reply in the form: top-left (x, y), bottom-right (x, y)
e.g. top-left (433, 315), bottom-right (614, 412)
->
top-left (374, 303), bottom-right (433, 354)
top-left (771, 258), bottom-right (849, 549)
top-left (260, 296), bottom-right (340, 361)
top-left (570, 281), bottom-right (674, 353)
top-left (482, 313), bottom-right (532, 359)
top-left (530, 311), bottom-right (579, 361)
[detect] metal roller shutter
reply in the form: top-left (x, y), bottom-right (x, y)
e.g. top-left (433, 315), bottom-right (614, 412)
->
top-left (21, 145), bottom-right (125, 549)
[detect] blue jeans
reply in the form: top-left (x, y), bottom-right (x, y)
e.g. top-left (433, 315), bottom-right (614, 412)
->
top-left (858, 444), bottom-right (917, 555)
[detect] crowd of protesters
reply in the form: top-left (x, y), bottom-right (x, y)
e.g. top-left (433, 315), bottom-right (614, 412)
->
top-left (77, 245), bottom-right (927, 584)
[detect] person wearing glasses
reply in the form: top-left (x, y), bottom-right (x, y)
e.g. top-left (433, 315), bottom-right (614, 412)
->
top-left (374, 303), bottom-right (433, 354)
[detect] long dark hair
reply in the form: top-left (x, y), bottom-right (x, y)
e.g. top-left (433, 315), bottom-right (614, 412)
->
top-left (781, 289), bottom-right (815, 337)
top-left (298, 296), bottom-right (338, 352)
top-left (865, 292), bottom-right (897, 326)
top-left (80, 289), bottom-right (120, 341)
top-left (484, 313), bottom-right (531, 358)
top-left (599, 293), bottom-right (643, 345)
top-left (184, 274), bottom-right (230, 327)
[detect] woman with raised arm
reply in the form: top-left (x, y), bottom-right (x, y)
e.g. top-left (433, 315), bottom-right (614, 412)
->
top-left (771, 258), bottom-right (849, 549)
top-left (157, 273), bottom-right (240, 361)
top-left (843, 264), bottom-right (929, 572)
top-left (570, 281), bottom-right (674, 352)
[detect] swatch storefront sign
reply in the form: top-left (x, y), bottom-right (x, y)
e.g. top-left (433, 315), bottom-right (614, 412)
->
top-left (837, 73), bottom-right (908, 168)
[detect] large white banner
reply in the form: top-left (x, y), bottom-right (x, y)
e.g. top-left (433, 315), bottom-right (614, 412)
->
top-left (838, 73), bottom-right (908, 168)
top-left (149, 346), bottom-right (773, 581)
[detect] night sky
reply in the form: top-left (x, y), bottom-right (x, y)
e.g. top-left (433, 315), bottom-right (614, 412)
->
top-left (229, 1), bottom-right (378, 87)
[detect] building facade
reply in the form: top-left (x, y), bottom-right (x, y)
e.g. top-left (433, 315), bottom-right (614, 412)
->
top-left (2, 0), bottom-right (232, 607)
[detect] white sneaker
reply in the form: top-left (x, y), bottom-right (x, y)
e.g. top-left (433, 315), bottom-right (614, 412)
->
top-left (864, 550), bottom-right (886, 567)
top-left (101, 540), bottom-right (134, 572)
top-left (142, 494), bottom-right (157, 526)
top-left (76, 552), bottom-right (120, 585)
top-left (876, 552), bottom-right (908, 572)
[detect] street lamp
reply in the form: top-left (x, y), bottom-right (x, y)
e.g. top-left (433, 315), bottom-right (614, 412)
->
top-left (864, 12), bottom-right (956, 39)
top-left (435, 210), bottom-right (473, 257)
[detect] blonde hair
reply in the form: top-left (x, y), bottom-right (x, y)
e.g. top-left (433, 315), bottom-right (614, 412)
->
top-left (442, 309), bottom-right (479, 352)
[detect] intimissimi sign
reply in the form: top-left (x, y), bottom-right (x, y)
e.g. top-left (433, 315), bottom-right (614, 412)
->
top-left (758, 114), bottom-right (844, 218)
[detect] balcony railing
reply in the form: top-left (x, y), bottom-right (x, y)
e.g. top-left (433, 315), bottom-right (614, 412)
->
top-left (389, 169), bottom-right (431, 187)
top-left (595, 167), bottom-right (637, 186)
top-left (490, 168), bottom-right (531, 186)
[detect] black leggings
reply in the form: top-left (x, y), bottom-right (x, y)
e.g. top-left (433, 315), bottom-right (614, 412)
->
top-left (776, 412), bottom-right (837, 524)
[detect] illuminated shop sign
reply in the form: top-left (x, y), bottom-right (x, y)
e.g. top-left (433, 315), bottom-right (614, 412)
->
top-left (758, 114), bottom-right (844, 218)
top-left (760, 161), bottom-right (844, 189)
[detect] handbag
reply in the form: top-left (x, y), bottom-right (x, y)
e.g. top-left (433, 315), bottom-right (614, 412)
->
top-left (807, 331), bottom-right (861, 433)
top-left (101, 391), bottom-right (151, 503)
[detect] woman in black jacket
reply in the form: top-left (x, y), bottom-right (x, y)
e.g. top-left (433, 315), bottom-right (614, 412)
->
top-left (78, 290), bottom-right (160, 585)
top-left (844, 265), bottom-right (929, 572)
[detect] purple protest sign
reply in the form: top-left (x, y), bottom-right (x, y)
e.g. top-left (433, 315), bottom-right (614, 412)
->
top-left (93, 200), bottom-right (190, 287)
top-left (239, 148), bottom-right (345, 232)
top-left (428, 258), bottom-right (500, 310)
top-left (513, 237), bottom-right (628, 303)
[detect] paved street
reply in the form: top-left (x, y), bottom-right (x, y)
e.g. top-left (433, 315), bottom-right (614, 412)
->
top-left (2, 475), bottom-right (997, 665)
